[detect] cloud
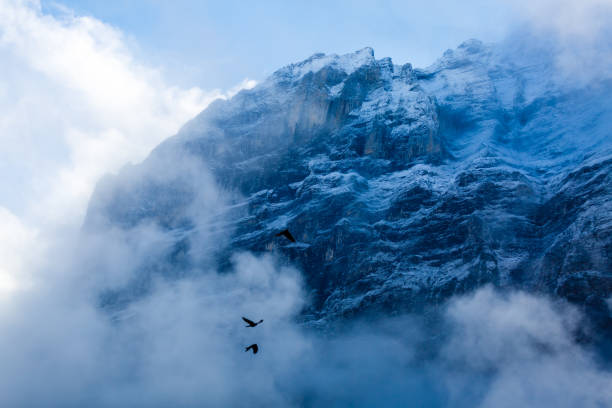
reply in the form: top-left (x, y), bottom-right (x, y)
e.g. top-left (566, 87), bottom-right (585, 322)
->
top-left (0, 207), bottom-right (37, 293)
top-left (0, 0), bottom-right (254, 229)
top-left (506, 0), bottom-right (612, 85)
top-left (1, 189), bottom-right (611, 407)
top-left (6, 204), bottom-right (612, 408)
top-left (440, 287), bottom-right (612, 408)
top-left (0, 0), bottom-right (255, 294)
top-left (510, 0), bottom-right (612, 38)
top-left (0, 249), bottom-right (307, 407)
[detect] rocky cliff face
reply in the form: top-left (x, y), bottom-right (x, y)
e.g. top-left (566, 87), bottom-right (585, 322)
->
top-left (85, 40), bottom-right (612, 331)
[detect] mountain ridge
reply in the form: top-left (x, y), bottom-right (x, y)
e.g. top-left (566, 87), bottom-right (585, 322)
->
top-left (84, 40), bottom-right (612, 335)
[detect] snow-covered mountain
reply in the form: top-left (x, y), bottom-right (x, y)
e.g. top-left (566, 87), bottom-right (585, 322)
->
top-left (85, 39), bottom-right (612, 333)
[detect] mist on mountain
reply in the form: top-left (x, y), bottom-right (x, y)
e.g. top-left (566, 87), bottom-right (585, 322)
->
top-left (0, 21), bottom-right (611, 407)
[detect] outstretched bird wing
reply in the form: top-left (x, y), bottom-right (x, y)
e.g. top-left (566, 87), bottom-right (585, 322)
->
top-left (276, 229), bottom-right (296, 243)
top-left (242, 317), bottom-right (256, 326)
top-left (245, 344), bottom-right (259, 354)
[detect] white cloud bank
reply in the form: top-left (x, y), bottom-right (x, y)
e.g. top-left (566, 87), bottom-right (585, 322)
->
top-left (0, 0), bottom-right (254, 290)
top-left (508, 0), bottom-right (612, 84)
top-left (440, 287), bottom-right (612, 408)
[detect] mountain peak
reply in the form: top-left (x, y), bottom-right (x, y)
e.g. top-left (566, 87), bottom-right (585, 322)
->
top-left (87, 39), bottom-right (612, 333)
top-left (274, 47), bottom-right (377, 82)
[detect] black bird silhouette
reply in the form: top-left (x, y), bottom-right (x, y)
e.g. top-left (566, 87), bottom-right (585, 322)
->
top-left (242, 317), bottom-right (264, 327)
top-left (275, 229), bottom-right (296, 243)
top-left (245, 344), bottom-right (259, 354)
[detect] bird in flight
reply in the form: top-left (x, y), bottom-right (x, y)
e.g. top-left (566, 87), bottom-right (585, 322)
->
top-left (245, 344), bottom-right (259, 354)
top-left (275, 229), bottom-right (296, 243)
top-left (242, 317), bottom-right (264, 327)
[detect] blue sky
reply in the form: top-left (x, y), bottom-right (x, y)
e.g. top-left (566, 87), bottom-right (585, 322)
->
top-left (43, 0), bottom-right (520, 89)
